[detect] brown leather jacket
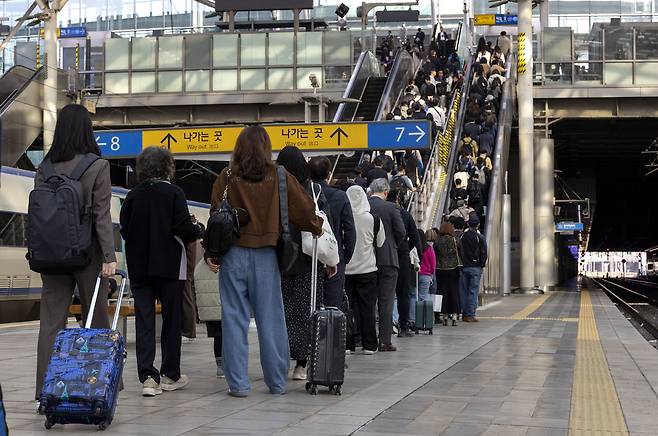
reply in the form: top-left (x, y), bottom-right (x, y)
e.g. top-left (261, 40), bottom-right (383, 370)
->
top-left (211, 165), bottom-right (322, 249)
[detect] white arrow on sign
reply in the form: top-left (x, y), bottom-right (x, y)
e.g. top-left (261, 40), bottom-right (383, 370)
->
top-left (409, 125), bottom-right (426, 143)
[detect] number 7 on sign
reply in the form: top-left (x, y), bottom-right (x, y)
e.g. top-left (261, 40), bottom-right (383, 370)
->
top-left (395, 127), bottom-right (405, 142)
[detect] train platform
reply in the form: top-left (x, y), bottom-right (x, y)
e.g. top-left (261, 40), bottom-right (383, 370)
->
top-left (2, 280), bottom-right (658, 436)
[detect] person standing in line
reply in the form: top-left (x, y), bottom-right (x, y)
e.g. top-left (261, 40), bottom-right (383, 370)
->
top-left (208, 126), bottom-right (323, 397)
top-left (458, 215), bottom-right (488, 322)
top-left (277, 147), bottom-right (331, 381)
top-left (120, 147), bottom-right (203, 396)
top-left (194, 253), bottom-right (224, 378)
top-left (368, 179), bottom-right (405, 352)
top-left (417, 230), bottom-right (436, 302)
top-left (387, 187), bottom-right (420, 337)
top-left (345, 186), bottom-right (386, 355)
top-left (308, 156), bottom-right (356, 309)
top-left (33, 104), bottom-right (117, 400)
top-left (434, 222), bottom-right (461, 326)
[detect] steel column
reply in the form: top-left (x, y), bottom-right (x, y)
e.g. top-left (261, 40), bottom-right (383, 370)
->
top-left (43, 3), bottom-right (58, 154)
top-left (535, 137), bottom-right (555, 290)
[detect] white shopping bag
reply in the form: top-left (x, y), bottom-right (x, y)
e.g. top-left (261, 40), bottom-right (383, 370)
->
top-left (432, 294), bottom-right (443, 312)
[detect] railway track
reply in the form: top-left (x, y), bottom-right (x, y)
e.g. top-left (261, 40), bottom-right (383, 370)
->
top-left (593, 277), bottom-right (658, 339)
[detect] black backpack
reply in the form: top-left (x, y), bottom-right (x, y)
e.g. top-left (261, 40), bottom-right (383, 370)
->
top-left (204, 169), bottom-right (241, 258)
top-left (26, 154), bottom-right (99, 274)
top-left (468, 182), bottom-right (482, 205)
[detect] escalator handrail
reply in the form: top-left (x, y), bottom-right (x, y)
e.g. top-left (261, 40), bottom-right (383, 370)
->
top-left (333, 50), bottom-right (379, 123)
top-left (0, 66), bottom-right (42, 114)
top-left (483, 54), bottom-right (516, 245)
top-left (381, 50), bottom-right (426, 124)
top-left (435, 56), bottom-right (477, 223)
top-left (374, 49), bottom-right (415, 121)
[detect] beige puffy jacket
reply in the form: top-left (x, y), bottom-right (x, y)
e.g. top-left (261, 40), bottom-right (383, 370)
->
top-left (194, 260), bottom-right (221, 322)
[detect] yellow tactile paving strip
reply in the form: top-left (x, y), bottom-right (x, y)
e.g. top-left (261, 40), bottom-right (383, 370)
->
top-left (479, 316), bottom-right (578, 322)
top-left (509, 292), bottom-right (552, 319)
top-left (569, 290), bottom-right (629, 436)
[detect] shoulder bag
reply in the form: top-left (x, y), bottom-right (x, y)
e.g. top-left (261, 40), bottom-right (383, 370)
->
top-left (302, 184), bottom-right (340, 267)
top-left (276, 166), bottom-right (300, 275)
top-left (204, 169), bottom-right (240, 258)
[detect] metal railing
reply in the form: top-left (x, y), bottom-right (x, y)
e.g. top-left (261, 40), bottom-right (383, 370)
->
top-left (374, 50), bottom-right (419, 120)
top-left (481, 54), bottom-right (516, 298)
top-left (333, 50), bottom-right (381, 123)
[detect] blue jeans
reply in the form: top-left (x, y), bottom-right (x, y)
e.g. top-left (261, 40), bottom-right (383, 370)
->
top-left (459, 267), bottom-right (482, 317)
top-left (219, 246), bottom-right (289, 394)
top-left (418, 274), bottom-right (432, 302)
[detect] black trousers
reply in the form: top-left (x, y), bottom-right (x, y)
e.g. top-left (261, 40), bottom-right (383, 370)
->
top-left (396, 254), bottom-right (412, 330)
top-left (323, 262), bottom-right (346, 308)
top-left (345, 272), bottom-right (378, 352)
top-left (132, 278), bottom-right (184, 384)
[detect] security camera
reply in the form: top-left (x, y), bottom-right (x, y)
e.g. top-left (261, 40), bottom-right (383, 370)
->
top-left (309, 73), bottom-right (319, 88)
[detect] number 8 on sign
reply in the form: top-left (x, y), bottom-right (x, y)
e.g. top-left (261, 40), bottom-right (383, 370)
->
top-left (110, 136), bottom-right (120, 151)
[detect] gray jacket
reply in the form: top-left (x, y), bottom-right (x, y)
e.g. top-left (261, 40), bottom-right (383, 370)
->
top-left (368, 196), bottom-right (405, 268)
top-left (35, 154), bottom-right (116, 263)
top-left (194, 260), bottom-right (221, 322)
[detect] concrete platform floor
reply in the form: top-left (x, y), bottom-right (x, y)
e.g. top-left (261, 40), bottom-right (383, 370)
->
top-left (1, 281), bottom-right (657, 435)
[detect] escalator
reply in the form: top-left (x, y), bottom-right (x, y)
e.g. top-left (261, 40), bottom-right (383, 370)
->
top-left (0, 66), bottom-right (45, 167)
top-left (353, 77), bottom-right (387, 121)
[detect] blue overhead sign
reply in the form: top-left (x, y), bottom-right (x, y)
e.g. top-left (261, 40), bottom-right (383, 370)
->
top-left (556, 221), bottom-right (584, 232)
top-left (495, 14), bottom-right (518, 25)
top-left (59, 26), bottom-right (87, 38)
top-left (95, 130), bottom-right (143, 158)
top-left (367, 121), bottom-right (431, 150)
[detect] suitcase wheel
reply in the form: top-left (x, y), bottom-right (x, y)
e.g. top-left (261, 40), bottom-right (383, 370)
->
top-left (334, 385), bottom-right (342, 396)
top-left (429, 329), bottom-right (433, 335)
top-left (44, 418), bottom-right (55, 430)
top-left (308, 384), bottom-right (318, 395)
top-left (305, 382), bottom-right (312, 392)
top-left (98, 421), bottom-right (109, 431)
top-left (38, 404), bottom-right (47, 416)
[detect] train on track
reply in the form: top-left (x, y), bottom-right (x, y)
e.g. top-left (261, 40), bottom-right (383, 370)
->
top-left (0, 166), bottom-right (209, 324)
top-left (645, 246), bottom-right (658, 277)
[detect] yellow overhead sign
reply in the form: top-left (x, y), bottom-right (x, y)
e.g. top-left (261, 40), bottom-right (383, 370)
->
top-left (142, 126), bottom-right (243, 154)
top-left (473, 14), bottom-right (495, 26)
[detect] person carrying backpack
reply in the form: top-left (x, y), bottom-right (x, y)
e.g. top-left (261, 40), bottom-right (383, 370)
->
top-left (458, 216), bottom-right (488, 322)
top-left (30, 104), bottom-right (117, 401)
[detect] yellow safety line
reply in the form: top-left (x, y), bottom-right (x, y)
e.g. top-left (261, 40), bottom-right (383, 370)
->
top-left (509, 292), bottom-right (552, 320)
top-left (569, 290), bottom-right (629, 436)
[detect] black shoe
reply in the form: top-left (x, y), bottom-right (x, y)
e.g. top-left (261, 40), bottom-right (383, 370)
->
top-left (378, 343), bottom-right (397, 352)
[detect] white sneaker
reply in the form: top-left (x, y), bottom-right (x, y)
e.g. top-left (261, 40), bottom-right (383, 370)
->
top-left (142, 377), bottom-right (163, 397)
top-left (362, 348), bottom-right (378, 355)
top-left (292, 365), bottom-right (307, 380)
top-left (161, 374), bottom-right (189, 391)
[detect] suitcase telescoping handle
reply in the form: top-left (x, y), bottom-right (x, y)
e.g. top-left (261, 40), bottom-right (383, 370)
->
top-left (85, 270), bottom-right (128, 330)
top-left (309, 237), bottom-right (319, 316)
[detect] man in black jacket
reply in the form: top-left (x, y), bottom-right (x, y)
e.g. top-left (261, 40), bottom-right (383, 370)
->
top-left (458, 215), bottom-right (488, 322)
top-left (388, 187), bottom-right (421, 337)
top-left (309, 157), bottom-right (357, 308)
top-left (367, 156), bottom-right (388, 186)
top-left (369, 178), bottom-right (405, 351)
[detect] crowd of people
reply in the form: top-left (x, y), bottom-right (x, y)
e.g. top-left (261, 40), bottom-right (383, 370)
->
top-left (31, 30), bottom-right (509, 403)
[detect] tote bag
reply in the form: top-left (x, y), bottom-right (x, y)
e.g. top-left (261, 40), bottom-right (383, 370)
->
top-left (302, 184), bottom-right (340, 267)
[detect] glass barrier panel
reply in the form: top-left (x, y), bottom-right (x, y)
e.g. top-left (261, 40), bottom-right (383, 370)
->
top-left (574, 62), bottom-right (603, 84)
top-left (212, 70), bottom-right (238, 91)
top-left (241, 33), bottom-right (267, 67)
top-left (635, 28), bottom-right (658, 60)
top-left (268, 68), bottom-right (294, 90)
top-left (241, 69), bottom-right (266, 91)
top-left (268, 33), bottom-right (294, 66)
top-left (132, 37), bottom-right (156, 69)
top-left (297, 67), bottom-right (323, 89)
top-left (634, 62), bottom-right (658, 85)
top-left (105, 72), bottom-right (129, 94)
top-left (604, 62), bottom-right (633, 85)
top-left (323, 66), bottom-right (351, 89)
top-left (575, 28), bottom-right (602, 62)
top-left (324, 31), bottom-right (351, 66)
top-left (543, 62), bottom-right (572, 84)
top-left (105, 38), bottom-right (129, 71)
top-left (185, 35), bottom-right (211, 69)
top-left (185, 70), bottom-right (210, 92)
top-left (131, 71), bottom-right (156, 93)
top-left (158, 71), bottom-right (183, 92)
top-left (213, 34), bottom-right (238, 68)
top-left (297, 32), bottom-right (323, 65)
top-left (543, 28), bottom-right (572, 62)
top-left (604, 27), bottom-right (633, 60)
top-left (158, 36), bottom-right (183, 69)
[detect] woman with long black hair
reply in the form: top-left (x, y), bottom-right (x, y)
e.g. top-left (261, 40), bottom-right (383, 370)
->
top-left (34, 104), bottom-right (117, 400)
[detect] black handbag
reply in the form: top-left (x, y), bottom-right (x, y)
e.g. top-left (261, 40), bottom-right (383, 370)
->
top-left (204, 169), bottom-right (240, 258)
top-left (276, 166), bottom-right (299, 275)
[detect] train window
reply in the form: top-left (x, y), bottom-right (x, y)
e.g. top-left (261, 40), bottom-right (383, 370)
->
top-left (0, 212), bottom-right (28, 247)
top-left (113, 224), bottom-right (123, 252)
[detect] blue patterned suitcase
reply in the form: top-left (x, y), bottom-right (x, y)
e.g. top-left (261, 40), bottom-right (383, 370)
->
top-left (38, 272), bottom-right (127, 431)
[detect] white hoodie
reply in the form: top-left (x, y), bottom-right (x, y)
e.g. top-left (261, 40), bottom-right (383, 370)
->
top-left (345, 186), bottom-right (386, 275)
